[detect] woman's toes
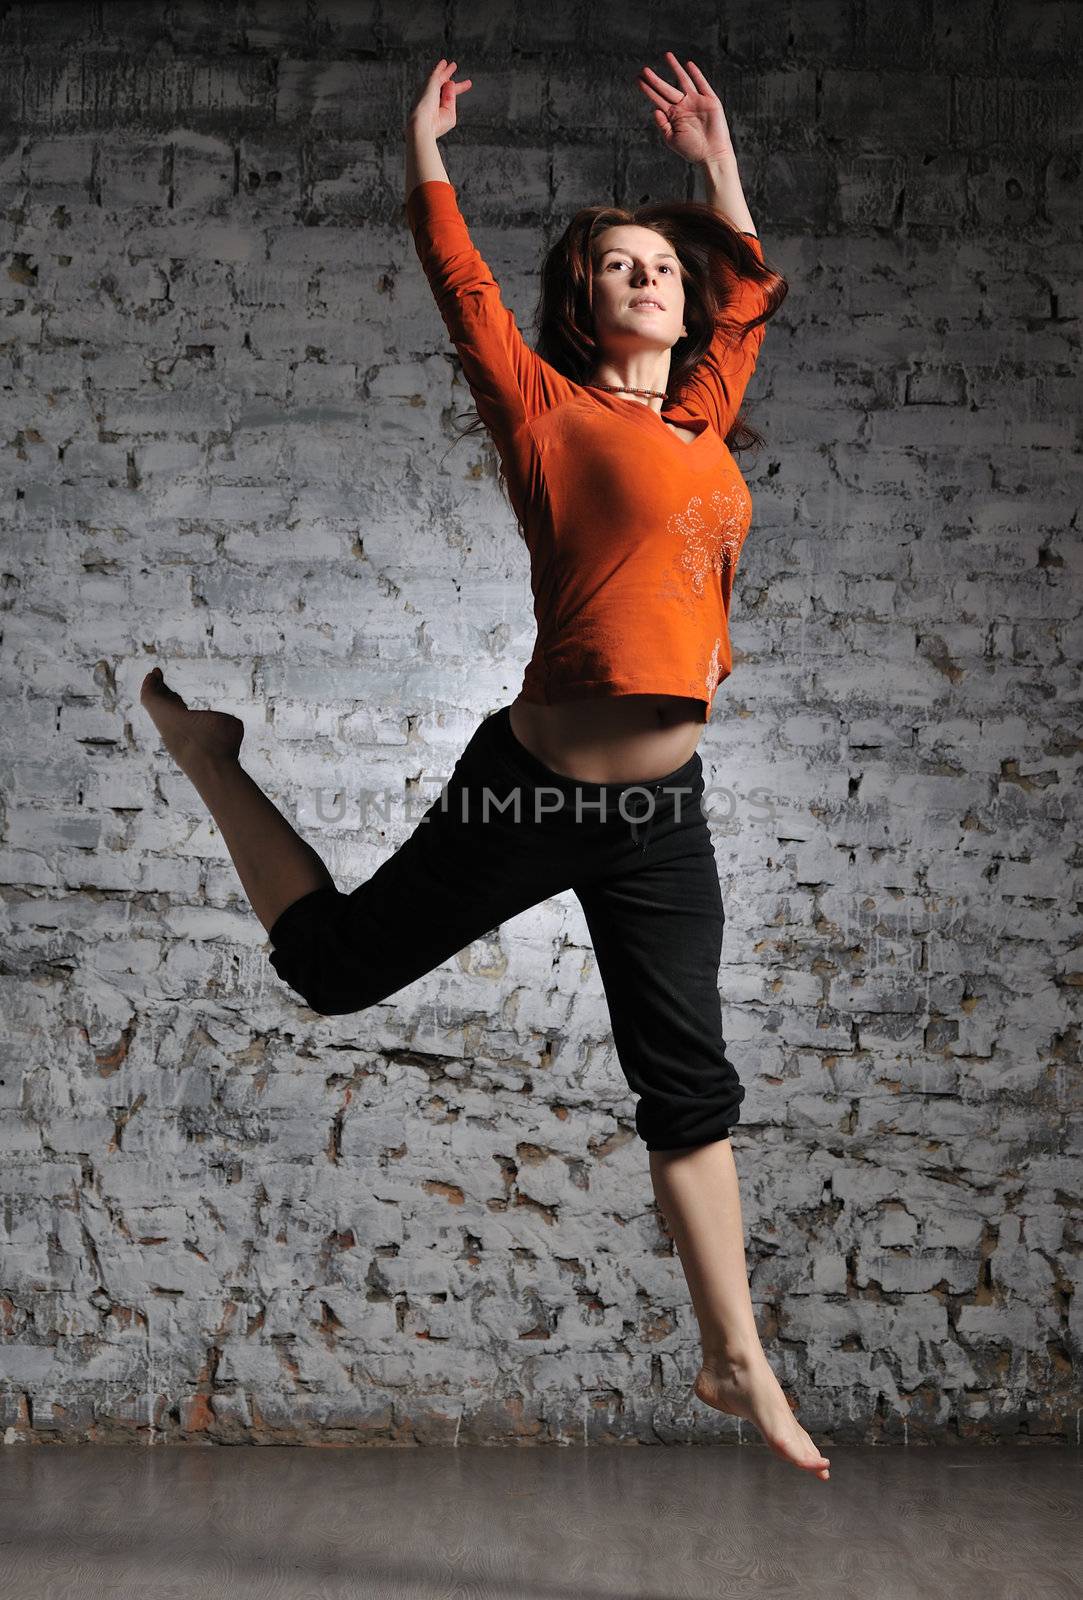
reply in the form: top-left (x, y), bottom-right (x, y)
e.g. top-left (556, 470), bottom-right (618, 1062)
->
top-left (138, 668), bottom-right (243, 768)
top-left (141, 667), bottom-right (187, 709)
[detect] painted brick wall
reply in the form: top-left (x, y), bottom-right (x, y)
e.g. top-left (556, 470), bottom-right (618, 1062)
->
top-left (1, 1), bottom-right (1080, 1448)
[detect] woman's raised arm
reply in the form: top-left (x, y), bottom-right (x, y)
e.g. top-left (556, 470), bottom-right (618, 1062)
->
top-left (637, 51), bottom-right (769, 438)
top-left (405, 58), bottom-right (465, 203)
top-left (402, 58), bottom-right (579, 445)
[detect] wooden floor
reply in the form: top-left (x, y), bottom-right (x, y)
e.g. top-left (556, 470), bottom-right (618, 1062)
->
top-left (1, 1443), bottom-right (1079, 1598)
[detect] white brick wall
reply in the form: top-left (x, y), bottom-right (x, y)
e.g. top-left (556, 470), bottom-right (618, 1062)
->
top-left (0, 3), bottom-right (1079, 1447)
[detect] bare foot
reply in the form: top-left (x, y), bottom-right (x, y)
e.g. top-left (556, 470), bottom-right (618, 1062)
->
top-left (140, 666), bottom-right (245, 773)
top-left (694, 1353), bottom-right (831, 1480)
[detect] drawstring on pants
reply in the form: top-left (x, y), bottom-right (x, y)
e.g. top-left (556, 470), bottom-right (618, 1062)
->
top-left (627, 782), bottom-right (662, 853)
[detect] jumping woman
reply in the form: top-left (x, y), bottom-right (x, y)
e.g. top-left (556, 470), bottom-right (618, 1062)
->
top-left (140, 52), bottom-right (829, 1480)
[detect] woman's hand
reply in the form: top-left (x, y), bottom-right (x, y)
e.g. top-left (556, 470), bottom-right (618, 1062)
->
top-left (637, 51), bottom-right (734, 164)
top-left (408, 57), bottom-right (473, 141)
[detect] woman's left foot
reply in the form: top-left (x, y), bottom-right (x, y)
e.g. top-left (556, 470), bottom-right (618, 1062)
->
top-left (140, 666), bottom-right (244, 773)
top-left (694, 1353), bottom-right (831, 1480)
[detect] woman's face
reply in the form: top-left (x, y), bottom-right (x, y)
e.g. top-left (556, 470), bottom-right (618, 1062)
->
top-left (590, 224), bottom-right (687, 353)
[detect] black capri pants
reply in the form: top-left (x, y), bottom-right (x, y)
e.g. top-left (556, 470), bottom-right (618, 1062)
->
top-left (267, 705), bottom-right (745, 1153)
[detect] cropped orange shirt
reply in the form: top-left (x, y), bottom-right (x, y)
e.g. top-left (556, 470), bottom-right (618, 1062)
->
top-left (406, 179), bottom-right (769, 718)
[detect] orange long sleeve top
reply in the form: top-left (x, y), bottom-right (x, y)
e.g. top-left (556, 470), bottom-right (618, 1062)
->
top-left (406, 179), bottom-right (769, 718)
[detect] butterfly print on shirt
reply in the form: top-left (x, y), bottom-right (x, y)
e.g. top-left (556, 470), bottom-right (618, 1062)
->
top-left (656, 483), bottom-right (752, 609)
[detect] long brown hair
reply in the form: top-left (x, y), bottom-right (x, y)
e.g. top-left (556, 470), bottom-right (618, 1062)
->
top-left (441, 199), bottom-right (788, 537)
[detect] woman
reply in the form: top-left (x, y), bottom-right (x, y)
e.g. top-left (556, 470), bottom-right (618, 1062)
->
top-left (140, 52), bottom-right (829, 1480)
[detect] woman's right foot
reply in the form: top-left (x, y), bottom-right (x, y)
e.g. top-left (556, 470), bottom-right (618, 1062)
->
top-left (694, 1352), bottom-right (832, 1480)
top-left (140, 666), bottom-right (245, 774)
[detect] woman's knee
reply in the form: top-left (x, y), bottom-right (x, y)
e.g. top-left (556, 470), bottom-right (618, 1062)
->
top-left (267, 885), bottom-right (380, 1016)
top-left (268, 946), bottom-right (384, 1017)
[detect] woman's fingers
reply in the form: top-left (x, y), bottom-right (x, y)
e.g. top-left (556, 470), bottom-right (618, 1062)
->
top-left (682, 57), bottom-right (717, 97)
top-left (433, 59), bottom-right (470, 89)
top-left (643, 52), bottom-right (720, 104)
top-left (637, 75), bottom-right (671, 114)
top-left (662, 48), bottom-right (697, 92)
top-left (639, 63), bottom-right (683, 104)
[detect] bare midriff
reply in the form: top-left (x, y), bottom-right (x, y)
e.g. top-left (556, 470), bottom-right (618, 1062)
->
top-left (508, 693), bottom-right (706, 784)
